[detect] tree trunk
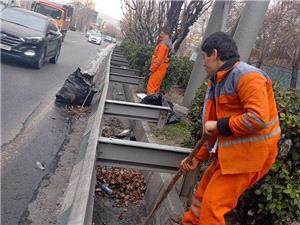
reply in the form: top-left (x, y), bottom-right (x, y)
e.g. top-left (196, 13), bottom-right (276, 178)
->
top-left (290, 45), bottom-right (300, 90)
top-left (290, 59), bottom-right (299, 90)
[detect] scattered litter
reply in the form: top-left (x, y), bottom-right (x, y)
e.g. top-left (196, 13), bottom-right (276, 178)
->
top-left (280, 138), bottom-right (292, 157)
top-left (99, 183), bottom-right (113, 195)
top-left (96, 166), bottom-right (146, 208)
top-left (140, 93), bottom-right (180, 124)
top-left (36, 161), bottom-right (45, 171)
top-left (136, 93), bottom-right (147, 100)
top-left (115, 129), bottom-right (130, 138)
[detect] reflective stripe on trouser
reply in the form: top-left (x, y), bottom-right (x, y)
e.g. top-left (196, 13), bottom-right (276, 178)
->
top-left (146, 66), bottom-right (167, 95)
top-left (182, 159), bottom-right (275, 225)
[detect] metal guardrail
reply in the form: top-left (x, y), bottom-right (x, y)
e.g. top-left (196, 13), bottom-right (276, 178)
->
top-left (57, 46), bottom-right (191, 225)
top-left (56, 45), bottom-right (113, 225)
top-left (111, 58), bottom-right (129, 67)
top-left (104, 100), bottom-right (170, 124)
top-left (110, 65), bottom-right (140, 76)
top-left (97, 137), bottom-right (190, 173)
top-left (109, 72), bottom-right (144, 85)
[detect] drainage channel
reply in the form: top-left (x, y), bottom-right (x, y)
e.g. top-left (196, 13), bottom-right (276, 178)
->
top-left (57, 46), bottom-right (192, 225)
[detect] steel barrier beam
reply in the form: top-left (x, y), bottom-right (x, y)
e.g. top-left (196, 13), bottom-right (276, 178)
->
top-left (97, 137), bottom-right (191, 173)
top-left (111, 55), bottom-right (128, 63)
top-left (109, 72), bottom-right (144, 85)
top-left (104, 100), bottom-right (170, 126)
top-left (111, 59), bottom-right (129, 67)
top-left (112, 53), bottom-right (126, 58)
top-left (110, 66), bottom-right (140, 76)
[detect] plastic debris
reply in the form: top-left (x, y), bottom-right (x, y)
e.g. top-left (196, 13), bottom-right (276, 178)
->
top-left (115, 129), bottom-right (130, 138)
top-left (140, 93), bottom-right (180, 124)
top-left (36, 161), bottom-right (45, 171)
top-left (136, 93), bottom-right (147, 100)
top-left (100, 183), bottom-right (113, 195)
top-left (55, 68), bottom-right (96, 107)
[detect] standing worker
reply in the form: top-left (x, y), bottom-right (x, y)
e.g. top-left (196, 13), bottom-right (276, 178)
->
top-left (146, 29), bottom-right (172, 95)
top-left (181, 32), bottom-right (281, 225)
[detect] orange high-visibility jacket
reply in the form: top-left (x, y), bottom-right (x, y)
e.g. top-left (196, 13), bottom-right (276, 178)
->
top-left (149, 34), bottom-right (172, 73)
top-left (196, 61), bottom-right (281, 174)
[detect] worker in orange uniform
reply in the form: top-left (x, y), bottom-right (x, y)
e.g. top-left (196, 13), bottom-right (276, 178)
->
top-left (146, 30), bottom-right (172, 95)
top-left (181, 32), bottom-right (280, 225)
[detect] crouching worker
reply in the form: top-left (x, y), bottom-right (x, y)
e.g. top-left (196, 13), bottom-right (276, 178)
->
top-left (181, 32), bottom-right (280, 225)
top-left (146, 29), bottom-right (172, 95)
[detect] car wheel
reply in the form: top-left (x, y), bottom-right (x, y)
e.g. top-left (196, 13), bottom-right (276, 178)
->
top-left (32, 48), bottom-right (45, 69)
top-left (49, 45), bottom-right (61, 64)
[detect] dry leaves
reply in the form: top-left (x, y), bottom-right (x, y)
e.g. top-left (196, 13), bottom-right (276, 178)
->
top-left (96, 166), bottom-right (146, 208)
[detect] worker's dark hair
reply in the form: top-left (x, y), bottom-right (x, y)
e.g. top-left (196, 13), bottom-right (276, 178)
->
top-left (161, 27), bottom-right (170, 35)
top-left (201, 32), bottom-right (240, 61)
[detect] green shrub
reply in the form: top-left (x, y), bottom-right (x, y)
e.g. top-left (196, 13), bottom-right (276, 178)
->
top-left (185, 82), bottom-right (208, 146)
top-left (188, 83), bottom-right (300, 224)
top-left (235, 86), bottom-right (300, 225)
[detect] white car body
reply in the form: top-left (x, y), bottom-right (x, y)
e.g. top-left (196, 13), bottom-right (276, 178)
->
top-left (88, 32), bottom-right (102, 45)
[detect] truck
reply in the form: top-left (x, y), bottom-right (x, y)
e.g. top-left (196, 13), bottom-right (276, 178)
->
top-left (31, 0), bottom-right (73, 41)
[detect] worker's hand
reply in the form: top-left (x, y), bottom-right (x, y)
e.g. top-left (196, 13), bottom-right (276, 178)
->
top-left (180, 157), bottom-right (200, 172)
top-left (204, 121), bottom-right (218, 136)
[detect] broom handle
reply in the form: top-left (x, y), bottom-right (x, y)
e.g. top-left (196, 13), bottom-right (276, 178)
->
top-left (142, 133), bottom-right (208, 225)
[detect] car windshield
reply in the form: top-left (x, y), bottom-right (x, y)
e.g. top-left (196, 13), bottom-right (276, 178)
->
top-left (0, 8), bottom-right (47, 32)
top-left (91, 31), bottom-right (101, 37)
top-left (35, 3), bottom-right (63, 20)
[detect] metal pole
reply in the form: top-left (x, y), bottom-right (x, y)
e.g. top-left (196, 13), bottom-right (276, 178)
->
top-left (233, 0), bottom-right (270, 61)
top-left (182, 1), bottom-right (231, 107)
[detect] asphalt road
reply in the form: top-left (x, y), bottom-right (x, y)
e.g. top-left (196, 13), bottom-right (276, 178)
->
top-left (1, 30), bottom-right (105, 145)
top-left (1, 31), bottom-right (108, 225)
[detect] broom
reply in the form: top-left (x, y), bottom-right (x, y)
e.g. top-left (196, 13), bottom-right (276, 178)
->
top-left (142, 133), bottom-right (208, 225)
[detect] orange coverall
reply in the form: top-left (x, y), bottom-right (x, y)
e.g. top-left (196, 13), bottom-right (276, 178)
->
top-left (146, 34), bottom-right (172, 95)
top-left (182, 60), bottom-right (280, 225)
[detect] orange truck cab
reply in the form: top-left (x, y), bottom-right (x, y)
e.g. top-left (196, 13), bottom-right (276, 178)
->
top-left (31, 0), bottom-right (73, 41)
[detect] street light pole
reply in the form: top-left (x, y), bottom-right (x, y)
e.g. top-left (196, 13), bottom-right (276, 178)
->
top-left (182, 1), bottom-right (231, 107)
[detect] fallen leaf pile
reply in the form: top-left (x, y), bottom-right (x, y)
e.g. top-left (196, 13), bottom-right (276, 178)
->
top-left (96, 166), bottom-right (146, 207)
top-left (102, 118), bottom-right (125, 138)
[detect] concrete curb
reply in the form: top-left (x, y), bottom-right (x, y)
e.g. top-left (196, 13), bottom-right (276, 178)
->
top-left (56, 44), bottom-right (114, 225)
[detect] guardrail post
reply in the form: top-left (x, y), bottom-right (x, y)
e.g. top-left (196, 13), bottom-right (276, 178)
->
top-left (179, 170), bottom-right (199, 208)
top-left (157, 110), bottom-right (168, 129)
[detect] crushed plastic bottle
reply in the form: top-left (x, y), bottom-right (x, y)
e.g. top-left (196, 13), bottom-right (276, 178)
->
top-left (101, 184), bottom-right (113, 195)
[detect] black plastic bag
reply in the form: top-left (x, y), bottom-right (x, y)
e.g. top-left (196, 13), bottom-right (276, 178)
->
top-left (55, 68), bottom-right (96, 106)
top-left (140, 93), bottom-right (180, 124)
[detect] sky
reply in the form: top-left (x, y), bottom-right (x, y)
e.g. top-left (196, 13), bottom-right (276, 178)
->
top-left (95, 0), bottom-right (123, 20)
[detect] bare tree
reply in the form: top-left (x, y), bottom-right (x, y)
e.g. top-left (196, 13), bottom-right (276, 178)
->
top-left (252, 0), bottom-right (300, 88)
top-left (120, 0), bottom-right (211, 52)
top-left (72, 0), bottom-right (96, 31)
top-left (172, 1), bottom-right (210, 52)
